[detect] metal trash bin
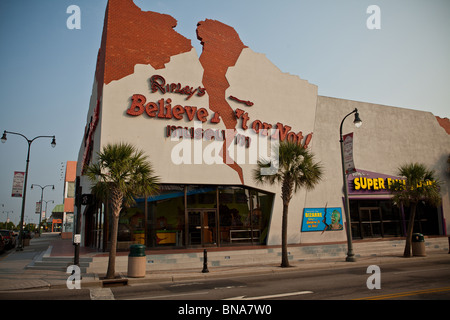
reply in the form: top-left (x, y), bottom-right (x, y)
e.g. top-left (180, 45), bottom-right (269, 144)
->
top-left (127, 244), bottom-right (146, 278)
top-left (412, 233), bottom-right (426, 257)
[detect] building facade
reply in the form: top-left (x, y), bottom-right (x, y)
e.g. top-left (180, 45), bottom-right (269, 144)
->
top-left (49, 204), bottom-right (64, 233)
top-left (76, 0), bottom-right (450, 251)
top-left (61, 161), bottom-right (76, 239)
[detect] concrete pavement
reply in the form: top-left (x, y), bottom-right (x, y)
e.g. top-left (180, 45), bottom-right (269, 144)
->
top-left (0, 232), bottom-right (448, 292)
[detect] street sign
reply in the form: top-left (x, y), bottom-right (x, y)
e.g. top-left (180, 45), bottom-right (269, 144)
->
top-left (81, 194), bottom-right (93, 205)
top-left (74, 234), bottom-right (81, 244)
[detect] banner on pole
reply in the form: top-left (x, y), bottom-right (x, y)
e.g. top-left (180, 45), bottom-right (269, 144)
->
top-left (11, 171), bottom-right (25, 197)
top-left (343, 133), bottom-right (356, 175)
top-left (35, 201), bottom-right (41, 214)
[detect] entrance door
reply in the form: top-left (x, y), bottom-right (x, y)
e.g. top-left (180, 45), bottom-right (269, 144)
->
top-left (187, 209), bottom-right (217, 246)
top-left (359, 207), bottom-right (382, 238)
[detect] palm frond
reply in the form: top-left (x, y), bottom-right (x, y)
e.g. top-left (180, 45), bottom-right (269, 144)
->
top-left (84, 142), bottom-right (160, 207)
top-left (390, 163), bottom-right (441, 207)
top-left (252, 141), bottom-right (323, 198)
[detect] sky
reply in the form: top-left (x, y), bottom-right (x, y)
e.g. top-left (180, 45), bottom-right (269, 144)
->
top-left (0, 0), bottom-right (449, 226)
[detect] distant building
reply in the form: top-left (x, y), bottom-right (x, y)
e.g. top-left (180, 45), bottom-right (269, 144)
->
top-left (62, 161), bottom-right (76, 239)
top-left (49, 204), bottom-right (64, 233)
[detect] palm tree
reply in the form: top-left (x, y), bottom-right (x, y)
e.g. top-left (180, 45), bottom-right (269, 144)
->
top-left (253, 141), bottom-right (323, 267)
top-left (389, 163), bottom-right (441, 257)
top-left (85, 142), bottom-right (159, 279)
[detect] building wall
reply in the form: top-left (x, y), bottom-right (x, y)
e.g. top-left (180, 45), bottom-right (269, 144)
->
top-left (303, 96), bottom-right (450, 243)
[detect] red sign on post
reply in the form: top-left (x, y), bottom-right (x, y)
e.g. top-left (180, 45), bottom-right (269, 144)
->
top-left (11, 171), bottom-right (25, 197)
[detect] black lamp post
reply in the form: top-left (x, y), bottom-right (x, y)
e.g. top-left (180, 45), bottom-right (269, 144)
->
top-left (1, 130), bottom-right (56, 250)
top-left (31, 184), bottom-right (55, 236)
top-left (43, 200), bottom-right (54, 220)
top-left (339, 109), bottom-right (362, 262)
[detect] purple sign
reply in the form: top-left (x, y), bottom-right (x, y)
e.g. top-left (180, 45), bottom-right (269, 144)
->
top-left (347, 169), bottom-right (405, 195)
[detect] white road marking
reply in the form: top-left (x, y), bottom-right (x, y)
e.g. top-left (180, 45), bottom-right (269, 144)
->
top-left (224, 291), bottom-right (314, 300)
top-left (122, 291), bottom-right (210, 300)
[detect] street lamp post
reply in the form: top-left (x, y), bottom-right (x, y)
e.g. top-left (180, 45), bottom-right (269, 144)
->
top-left (31, 184), bottom-right (55, 236)
top-left (339, 108), bottom-right (362, 262)
top-left (1, 130), bottom-right (56, 250)
top-left (43, 200), bottom-right (54, 232)
top-left (2, 210), bottom-right (13, 228)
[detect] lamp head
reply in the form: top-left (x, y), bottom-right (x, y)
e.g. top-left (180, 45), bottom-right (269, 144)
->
top-left (1, 131), bottom-right (6, 143)
top-left (51, 136), bottom-right (56, 148)
top-left (353, 110), bottom-right (362, 128)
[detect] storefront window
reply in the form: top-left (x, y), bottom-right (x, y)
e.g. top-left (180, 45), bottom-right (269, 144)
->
top-left (64, 213), bottom-right (74, 232)
top-left (407, 202), bottom-right (439, 235)
top-left (120, 184), bottom-right (274, 249)
top-left (67, 182), bottom-right (75, 198)
top-left (350, 199), bottom-right (403, 239)
top-left (147, 185), bottom-right (185, 247)
top-left (118, 204), bottom-right (145, 249)
top-left (218, 187), bottom-right (273, 246)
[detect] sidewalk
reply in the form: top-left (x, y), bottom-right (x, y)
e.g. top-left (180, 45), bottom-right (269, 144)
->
top-left (0, 233), bottom-right (448, 292)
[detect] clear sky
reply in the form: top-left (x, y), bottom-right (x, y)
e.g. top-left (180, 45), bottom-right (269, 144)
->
top-left (0, 0), bottom-right (449, 225)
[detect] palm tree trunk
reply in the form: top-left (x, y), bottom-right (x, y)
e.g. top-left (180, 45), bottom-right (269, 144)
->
top-left (403, 203), bottom-right (417, 258)
top-left (281, 202), bottom-right (290, 267)
top-left (106, 189), bottom-right (123, 279)
top-left (106, 213), bottom-right (119, 279)
top-left (281, 179), bottom-right (293, 268)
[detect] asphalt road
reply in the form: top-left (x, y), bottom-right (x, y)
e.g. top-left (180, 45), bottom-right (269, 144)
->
top-left (110, 255), bottom-right (450, 301)
top-left (1, 254), bottom-right (449, 302)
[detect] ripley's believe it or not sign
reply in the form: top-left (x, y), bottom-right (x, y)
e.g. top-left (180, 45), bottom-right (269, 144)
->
top-left (126, 74), bottom-right (313, 148)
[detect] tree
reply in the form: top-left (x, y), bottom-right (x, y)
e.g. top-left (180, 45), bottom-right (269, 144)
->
top-left (0, 221), bottom-right (15, 230)
top-left (85, 142), bottom-right (159, 279)
top-left (253, 141), bottom-right (323, 267)
top-left (389, 163), bottom-right (441, 257)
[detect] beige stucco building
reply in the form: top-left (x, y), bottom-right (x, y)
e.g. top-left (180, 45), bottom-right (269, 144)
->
top-left (76, 0), bottom-right (449, 251)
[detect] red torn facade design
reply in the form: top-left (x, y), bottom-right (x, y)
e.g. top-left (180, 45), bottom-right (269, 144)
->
top-left (197, 19), bottom-right (248, 184)
top-left (436, 116), bottom-right (450, 135)
top-left (95, 0), bottom-right (192, 99)
top-left (85, 0), bottom-right (193, 172)
top-left (89, 1), bottom-right (312, 184)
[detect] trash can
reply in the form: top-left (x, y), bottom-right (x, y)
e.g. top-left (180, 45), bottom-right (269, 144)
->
top-left (412, 233), bottom-right (426, 257)
top-left (127, 244), bottom-right (146, 278)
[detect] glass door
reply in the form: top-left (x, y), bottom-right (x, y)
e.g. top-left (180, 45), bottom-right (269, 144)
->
top-left (202, 210), bottom-right (217, 246)
top-left (187, 209), bottom-right (217, 246)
